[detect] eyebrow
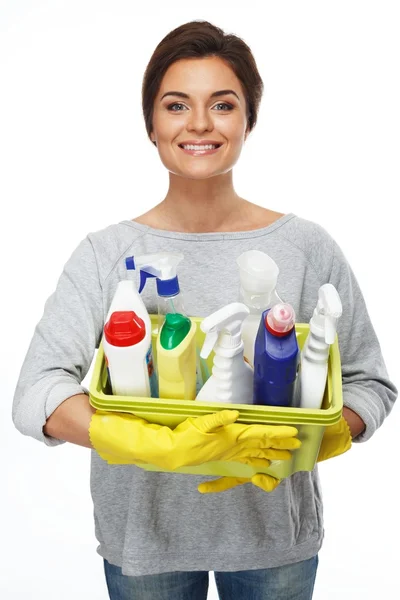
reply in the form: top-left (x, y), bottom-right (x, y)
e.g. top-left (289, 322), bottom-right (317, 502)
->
top-left (160, 89), bottom-right (240, 101)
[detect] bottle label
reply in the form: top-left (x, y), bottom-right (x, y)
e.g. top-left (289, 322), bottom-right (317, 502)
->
top-left (146, 344), bottom-right (159, 398)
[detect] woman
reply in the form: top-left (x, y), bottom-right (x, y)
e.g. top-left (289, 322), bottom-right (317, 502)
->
top-left (12, 20), bottom-right (397, 600)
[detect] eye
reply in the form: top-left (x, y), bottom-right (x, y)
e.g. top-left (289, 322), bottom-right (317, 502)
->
top-left (167, 103), bottom-right (187, 112)
top-left (213, 102), bottom-right (234, 111)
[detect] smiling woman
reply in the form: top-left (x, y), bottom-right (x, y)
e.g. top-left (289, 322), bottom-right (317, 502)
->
top-left (12, 18), bottom-right (397, 600)
top-left (133, 20), bottom-right (276, 234)
top-left (146, 56), bottom-right (252, 203)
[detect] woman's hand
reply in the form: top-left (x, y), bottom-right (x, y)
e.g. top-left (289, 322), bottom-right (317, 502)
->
top-left (316, 407), bottom-right (365, 463)
top-left (342, 406), bottom-right (365, 438)
top-left (198, 472), bottom-right (281, 494)
top-left (198, 407), bottom-right (364, 493)
top-left (89, 409), bottom-right (301, 471)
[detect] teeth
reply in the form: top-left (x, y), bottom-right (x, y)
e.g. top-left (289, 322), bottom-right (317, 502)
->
top-left (181, 144), bottom-right (218, 150)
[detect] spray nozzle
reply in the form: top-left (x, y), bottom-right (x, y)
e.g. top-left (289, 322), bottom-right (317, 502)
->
top-left (125, 252), bottom-right (184, 296)
top-left (200, 302), bottom-right (250, 359)
top-left (315, 283), bottom-right (343, 344)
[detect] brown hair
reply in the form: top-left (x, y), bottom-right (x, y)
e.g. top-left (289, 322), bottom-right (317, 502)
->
top-left (141, 20), bottom-right (264, 143)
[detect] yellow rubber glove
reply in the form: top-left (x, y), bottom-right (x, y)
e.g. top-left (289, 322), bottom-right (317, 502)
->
top-left (197, 442), bottom-right (295, 494)
top-left (89, 409), bottom-right (301, 472)
top-left (198, 472), bottom-right (282, 494)
top-left (198, 415), bottom-right (352, 494)
top-left (316, 415), bottom-right (352, 462)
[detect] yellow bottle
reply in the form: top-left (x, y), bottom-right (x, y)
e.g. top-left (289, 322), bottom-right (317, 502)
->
top-left (156, 313), bottom-right (197, 400)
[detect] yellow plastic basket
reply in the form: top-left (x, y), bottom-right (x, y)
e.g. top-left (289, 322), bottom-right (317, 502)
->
top-left (89, 316), bottom-right (343, 479)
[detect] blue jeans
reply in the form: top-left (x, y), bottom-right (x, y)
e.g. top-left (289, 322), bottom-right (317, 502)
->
top-left (104, 555), bottom-right (318, 599)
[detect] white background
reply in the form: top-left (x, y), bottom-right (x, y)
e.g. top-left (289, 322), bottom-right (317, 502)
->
top-left (1, 1), bottom-right (399, 598)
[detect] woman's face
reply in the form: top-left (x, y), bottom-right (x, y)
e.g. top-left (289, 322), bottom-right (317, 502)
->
top-left (150, 56), bottom-right (249, 180)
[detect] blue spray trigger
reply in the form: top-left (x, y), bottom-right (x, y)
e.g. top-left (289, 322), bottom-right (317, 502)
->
top-left (125, 256), bottom-right (135, 270)
top-left (139, 270), bottom-right (156, 293)
top-left (125, 255), bottom-right (155, 293)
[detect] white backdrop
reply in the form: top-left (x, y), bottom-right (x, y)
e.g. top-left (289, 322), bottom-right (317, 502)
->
top-left (1, 1), bottom-right (399, 598)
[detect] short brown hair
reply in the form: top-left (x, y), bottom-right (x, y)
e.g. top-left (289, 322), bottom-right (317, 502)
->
top-left (141, 20), bottom-right (264, 142)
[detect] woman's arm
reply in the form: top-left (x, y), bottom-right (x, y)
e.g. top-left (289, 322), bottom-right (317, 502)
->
top-left (12, 237), bottom-right (104, 446)
top-left (43, 393), bottom-right (95, 448)
top-left (328, 239), bottom-right (397, 441)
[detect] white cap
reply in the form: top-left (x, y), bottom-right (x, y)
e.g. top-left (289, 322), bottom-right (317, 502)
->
top-left (200, 302), bottom-right (250, 359)
top-left (237, 250), bottom-right (279, 294)
top-left (237, 250), bottom-right (280, 312)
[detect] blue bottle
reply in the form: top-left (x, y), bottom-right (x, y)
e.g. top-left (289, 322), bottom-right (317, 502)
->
top-left (253, 303), bottom-right (299, 407)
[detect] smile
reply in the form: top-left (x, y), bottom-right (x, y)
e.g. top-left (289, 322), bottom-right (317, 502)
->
top-left (178, 144), bottom-right (223, 156)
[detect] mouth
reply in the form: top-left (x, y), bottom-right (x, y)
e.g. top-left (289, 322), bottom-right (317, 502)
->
top-left (178, 143), bottom-right (223, 156)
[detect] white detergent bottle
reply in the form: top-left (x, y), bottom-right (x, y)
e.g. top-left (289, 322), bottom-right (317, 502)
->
top-left (299, 283), bottom-right (342, 409)
top-left (107, 279), bottom-right (152, 326)
top-left (103, 310), bottom-right (154, 397)
top-left (236, 250), bottom-right (283, 368)
top-left (196, 302), bottom-right (253, 404)
top-left (104, 280), bottom-right (158, 397)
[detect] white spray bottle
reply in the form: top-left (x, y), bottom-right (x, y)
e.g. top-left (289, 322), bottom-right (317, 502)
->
top-left (236, 250), bottom-right (283, 368)
top-left (196, 302), bottom-right (253, 404)
top-left (299, 283), bottom-right (342, 409)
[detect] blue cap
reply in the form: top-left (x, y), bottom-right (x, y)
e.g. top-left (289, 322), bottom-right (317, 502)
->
top-left (157, 276), bottom-right (180, 297)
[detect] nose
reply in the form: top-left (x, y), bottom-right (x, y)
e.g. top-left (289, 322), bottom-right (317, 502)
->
top-left (186, 106), bottom-right (213, 134)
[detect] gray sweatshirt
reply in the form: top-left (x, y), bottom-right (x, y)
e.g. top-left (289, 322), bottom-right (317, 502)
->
top-left (12, 213), bottom-right (397, 576)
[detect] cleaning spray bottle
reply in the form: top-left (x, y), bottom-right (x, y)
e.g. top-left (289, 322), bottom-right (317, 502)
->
top-left (236, 250), bottom-right (283, 368)
top-left (253, 303), bottom-right (299, 407)
top-left (298, 283), bottom-right (342, 409)
top-left (126, 253), bottom-right (185, 332)
top-left (103, 279), bottom-right (158, 397)
top-left (126, 253), bottom-right (200, 397)
top-left (196, 302), bottom-right (253, 404)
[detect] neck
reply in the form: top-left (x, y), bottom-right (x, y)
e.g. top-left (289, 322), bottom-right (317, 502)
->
top-left (157, 172), bottom-right (244, 233)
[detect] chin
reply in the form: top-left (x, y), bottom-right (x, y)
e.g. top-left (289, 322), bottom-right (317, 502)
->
top-left (166, 164), bottom-right (235, 180)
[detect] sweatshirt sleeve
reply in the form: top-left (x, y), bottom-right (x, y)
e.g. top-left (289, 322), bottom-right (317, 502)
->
top-left (328, 239), bottom-right (397, 442)
top-left (12, 236), bottom-right (104, 447)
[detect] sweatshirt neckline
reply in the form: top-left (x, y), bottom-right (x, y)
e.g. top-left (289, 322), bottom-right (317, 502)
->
top-left (119, 213), bottom-right (296, 241)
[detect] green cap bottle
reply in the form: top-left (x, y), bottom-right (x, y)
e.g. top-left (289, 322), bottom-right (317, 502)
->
top-left (160, 313), bottom-right (191, 350)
